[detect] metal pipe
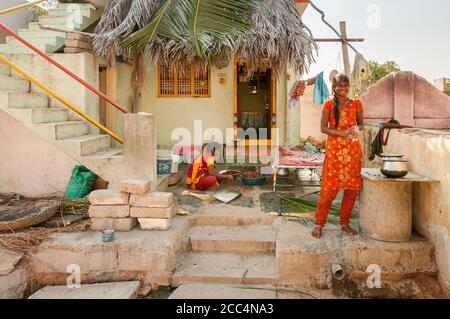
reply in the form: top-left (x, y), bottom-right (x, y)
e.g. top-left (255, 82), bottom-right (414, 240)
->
top-left (331, 263), bottom-right (345, 281)
top-left (0, 55), bottom-right (124, 144)
top-left (0, 24), bottom-right (130, 115)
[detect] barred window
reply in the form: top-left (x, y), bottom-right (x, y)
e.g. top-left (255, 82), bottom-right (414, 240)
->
top-left (158, 63), bottom-right (210, 97)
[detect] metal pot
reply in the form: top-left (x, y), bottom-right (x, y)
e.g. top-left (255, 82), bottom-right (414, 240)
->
top-left (380, 159), bottom-right (409, 178)
top-left (276, 168), bottom-right (290, 177)
top-left (380, 153), bottom-right (404, 160)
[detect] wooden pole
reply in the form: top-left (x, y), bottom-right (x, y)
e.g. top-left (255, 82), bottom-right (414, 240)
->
top-left (340, 21), bottom-right (351, 76)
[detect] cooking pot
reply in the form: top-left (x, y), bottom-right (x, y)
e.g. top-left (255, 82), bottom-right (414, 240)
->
top-left (380, 159), bottom-right (409, 178)
top-left (276, 168), bottom-right (290, 177)
top-left (380, 153), bottom-right (404, 160)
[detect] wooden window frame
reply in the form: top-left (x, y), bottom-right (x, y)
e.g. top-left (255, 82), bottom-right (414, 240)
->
top-left (157, 62), bottom-right (211, 98)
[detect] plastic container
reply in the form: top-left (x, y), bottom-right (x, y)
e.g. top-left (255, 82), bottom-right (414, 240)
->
top-left (242, 176), bottom-right (266, 186)
top-left (157, 150), bottom-right (173, 175)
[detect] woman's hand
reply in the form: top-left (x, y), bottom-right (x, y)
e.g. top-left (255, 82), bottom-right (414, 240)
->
top-left (226, 175), bottom-right (234, 181)
top-left (341, 128), bottom-right (359, 138)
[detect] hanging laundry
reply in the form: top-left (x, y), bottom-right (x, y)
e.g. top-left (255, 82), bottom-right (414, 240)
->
top-left (288, 80), bottom-right (306, 109)
top-left (313, 71), bottom-right (330, 105)
top-left (351, 53), bottom-right (371, 93)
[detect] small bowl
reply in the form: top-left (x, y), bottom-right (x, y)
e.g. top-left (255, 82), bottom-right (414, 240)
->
top-left (242, 176), bottom-right (266, 186)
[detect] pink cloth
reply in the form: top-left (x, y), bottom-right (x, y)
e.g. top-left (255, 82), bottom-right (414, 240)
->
top-left (276, 147), bottom-right (325, 166)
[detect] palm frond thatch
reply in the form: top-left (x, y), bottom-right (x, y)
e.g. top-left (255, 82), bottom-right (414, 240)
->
top-left (235, 0), bottom-right (317, 77)
top-left (120, 0), bottom-right (257, 67)
top-left (93, 0), bottom-right (162, 62)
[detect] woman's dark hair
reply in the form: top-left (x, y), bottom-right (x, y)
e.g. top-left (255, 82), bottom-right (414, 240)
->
top-left (331, 73), bottom-right (350, 128)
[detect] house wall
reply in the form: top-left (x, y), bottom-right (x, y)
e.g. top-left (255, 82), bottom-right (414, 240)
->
top-left (138, 58), bottom-right (290, 148)
top-left (361, 127), bottom-right (450, 296)
top-left (0, 111), bottom-right (77, 197)
top-left (0, 0), bottom-right (29, 43)
top-left (299, 85), bottom-right (326, 141)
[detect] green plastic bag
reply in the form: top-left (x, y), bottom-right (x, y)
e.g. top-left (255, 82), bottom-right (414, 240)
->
top-left (65, 165), bottom-right (97, 199)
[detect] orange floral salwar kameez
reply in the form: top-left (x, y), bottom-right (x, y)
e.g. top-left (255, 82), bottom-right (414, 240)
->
top-left (315, 98), bottom-right (363, 227)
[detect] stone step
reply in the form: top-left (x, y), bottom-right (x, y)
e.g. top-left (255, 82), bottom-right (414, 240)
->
top-left (172, 252), bottom-right (278, 287)
top-left (38, 16), bottom-right (85, 30)
top-left (85, 148), bottom-right (124, 159)
top-left (61, 134), bottom-right (111, 156)
top-left (49, 7), bottom-right (96, 18)
top-left (7, 36), bottom-right (66, 51)
top-left (28, 281), bottom-right (140, 299)
top-left (0, 91), bottom-right (48, 109)
top-left (0, 63), bottom-right (11, 76)
top-left (19, 29), bottom-right (67, 39)
top-left (55, 3), bottom-right (97, 11)
top-left (0, 76), bottom-right (29, 92)
top-left (189, 225), bottom-right (276, 255)
top-left (169, 284), bottom-right (277, 299)
top-left (8, 108), bottom-right (68, 124)
top-left (0, 43), bottom-right (54, 54)
top-left (36, 121), bottom-right (88, 140)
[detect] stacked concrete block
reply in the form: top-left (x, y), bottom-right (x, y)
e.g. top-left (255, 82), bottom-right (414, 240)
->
top-left (88, 189), bottom-right (136, 231)
top-left (130, 192), bottom-right (176, 231)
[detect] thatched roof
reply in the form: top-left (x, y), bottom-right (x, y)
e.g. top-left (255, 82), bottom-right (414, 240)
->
top-left (93, 0), bottom-right (316, 76)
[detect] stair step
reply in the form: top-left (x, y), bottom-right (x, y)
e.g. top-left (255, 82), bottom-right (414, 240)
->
top-left (189, 225), bottom-right (276, 255)
top-left (169, 284), bottom-right (278, 299)
top-left (28, 281), bottom-right (140, 299)
top-left (7, 36), bottom-right (66, 50)
top-left (19, 29), bottom-right (67, 39)
top-left (0, 76), bottom-right (29, 93)
top-left (38, 16), bottom-right (86, 31)
top-left (30, 108), bottom-right (68, 124)
top-left (37, 121), bottom-right (88, 140)
top-left (62, 134), bottom-right (111, 156)
top-left (0, 63), bottom-right (10, 76)
top-left (0, 43), bottom-right (54, 54)
top-left (172, 252), bottom-right (278, 287)
top-left (49, 7), bottom-right (96, 18)
top-left (0, 91), bottom-right (48, 109)
top-left (85, 148), bottom-right (124, 159)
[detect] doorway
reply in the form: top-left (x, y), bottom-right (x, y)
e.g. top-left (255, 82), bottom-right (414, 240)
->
top-left (235, 63), bottom-right (276, 144)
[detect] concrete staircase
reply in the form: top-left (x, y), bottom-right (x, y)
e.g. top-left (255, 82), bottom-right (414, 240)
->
top-left (172, 211), bottom-right (278, 286)
top-left (0, 3), bottom-right (101, 54)
top-left (0, 62), bottom-right (126, 183)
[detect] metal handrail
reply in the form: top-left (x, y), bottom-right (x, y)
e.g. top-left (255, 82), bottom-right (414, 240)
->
top-left (0, 24), bottom-right (130, 114)
top-left (0, 55), bottom-right (124, 144)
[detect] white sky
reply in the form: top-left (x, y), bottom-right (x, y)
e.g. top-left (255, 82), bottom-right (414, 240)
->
top-left (301, 0), bottom-right (450, 83)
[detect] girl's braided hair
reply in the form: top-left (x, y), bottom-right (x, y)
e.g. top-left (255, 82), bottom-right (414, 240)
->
top-left (331, 74), bottom-right (350, 128)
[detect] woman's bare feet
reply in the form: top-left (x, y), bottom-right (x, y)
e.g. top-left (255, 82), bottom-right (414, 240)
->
top-left (311, 226), bottom-right (323, 238)
top-left (341, 224), bottom-right (358, 236)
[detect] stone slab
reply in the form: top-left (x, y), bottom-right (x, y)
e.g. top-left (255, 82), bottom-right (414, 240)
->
top-left (130, 204), bottom-right (176, 219)
top-left (28, 281), bottom-right (140, 299)
top-left (90, 217), bottom-right (137, 231)
top-left (138, 218), bottom-right (172, 231)
top-left (88, 189), bottom-right (129, 205)
top-left (89, 205), bottom-right (130, 218)
top-left (0, 267), bottom-right (28, 299)
top-left (169, 284), bottom-right (276, 299)
top-left (130, 192), bottom-right (175, 208)
top-left (0, 247), bottom-right (24, 276)
top-left (120, 179), bottom-right (150, 195)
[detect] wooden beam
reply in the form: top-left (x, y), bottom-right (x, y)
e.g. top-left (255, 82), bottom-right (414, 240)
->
top-left (314, 38), bottom-right (364, 43)
top-left (340, 21), bottom-right (351, 76)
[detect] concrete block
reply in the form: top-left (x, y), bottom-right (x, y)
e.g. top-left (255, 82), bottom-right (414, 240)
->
top-left (65, 39), bottom-right (92, 50)
top-left (130, 204), bottom-right (176, 219)
top-left (88, 189), bottom-right (129, 205)
top-left (130, 192), bottom-right (175, 208)
top-left (90, 218), bottom-right (137, 231)
top-left (120, 179), bottom-right (150, 195)
top-left (138, 218), bottom-right (172, 231)
top-left (88, 205), bottom-right (130, 218)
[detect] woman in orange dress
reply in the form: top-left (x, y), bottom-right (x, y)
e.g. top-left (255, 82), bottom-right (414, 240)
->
top-left (312, 74), bottom-right (364, 238)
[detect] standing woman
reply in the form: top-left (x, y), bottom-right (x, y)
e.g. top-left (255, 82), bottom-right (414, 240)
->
top-left (312, 74), bottom-right (364, 238)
